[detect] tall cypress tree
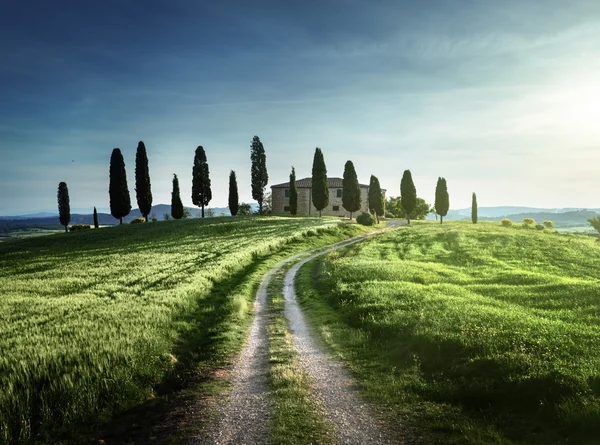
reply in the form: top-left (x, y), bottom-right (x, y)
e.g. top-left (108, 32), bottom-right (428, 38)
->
top-left (229, 170), bottom-right (239, 216)
top-left (135, 141), bottom-right (152, 221)
top-left (435, 177), bottom-right (450, 224)
top-left (93, 206), bottom-right (99, 229)
top-left (311, 147), bottom-right (329, 217)
top-left (472, 192), bottom-right (478, 224)
top-left (400, 169), bottom-right (417, 224)
top-left (342, 160), bottom-right (361, 220)
top-left (57, 182), bottom-right (70, 233)
top-left (250, 136), bottom-right (269, 214)
top-left (289, 166), bottom-right (298, 216)
top-left (109, 148), bottom-right (131, 224)
top-left (368, 175), bottom-right (384, 223)
top-left (191, 146), bottom-right (212, 218)
top-left (171, 174), bottom-right (184, 219)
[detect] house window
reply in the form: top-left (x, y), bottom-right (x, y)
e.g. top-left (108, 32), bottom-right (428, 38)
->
top-left (284, 206), bottom-right (290, 211)
top-left (284, 188), bottom-right (289, 198)
top-left (333, 205), bottom-right (340, 211)
top-left (336, 189), bottom-right (342, 198)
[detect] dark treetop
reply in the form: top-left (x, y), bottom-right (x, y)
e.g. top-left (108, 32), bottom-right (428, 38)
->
top-left (135, 141), bottom-right (152, 221)
top-left (171, 173), bottom-right (184, 220)
top-left (191, 146), bottom-right (212, 218)
top-left (109, 148), bottom-right (132, 224)
top-left (229, 170), bottom-right (239, 217)
top-left (311, 147), bottom-right (329, 216)
top-left (400, 169), bottom-right (417, 224)
top-left (342, 160), bottom-right (361, 218)
top-left (289, 166), bottom-right (298, 216)
top-left (435, 177), bottom-right (450, 224)
top-left (368, 175), bottom-right (384, 223)
top-left (57, 181), bottom-right (70, 232)
top-left (250, 135), bottom-right (268, 214)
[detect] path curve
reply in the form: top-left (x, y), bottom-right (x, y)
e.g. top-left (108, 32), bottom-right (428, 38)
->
top-left (203, 221), bottom-right (404, 444)
top-left (283, 225), bottom-right (404, 444)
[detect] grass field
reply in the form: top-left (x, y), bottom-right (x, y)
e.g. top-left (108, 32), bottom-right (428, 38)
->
top-left (0, 216), bottom-right (367, 444)
top-left (298, 221), bottom-right (600, 444)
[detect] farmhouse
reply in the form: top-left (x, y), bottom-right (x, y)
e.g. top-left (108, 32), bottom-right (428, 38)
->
top-left (271, 177), bottom-right (385, 217)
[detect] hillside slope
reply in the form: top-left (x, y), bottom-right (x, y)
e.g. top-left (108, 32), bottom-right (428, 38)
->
top-left (0, 216), bottom-right (365, 444)
top-left (300, 221), bottom-right (600, 444)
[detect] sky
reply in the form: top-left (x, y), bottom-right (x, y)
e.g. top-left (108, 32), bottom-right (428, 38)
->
top-left (2, 0), bottom-right (600, 215)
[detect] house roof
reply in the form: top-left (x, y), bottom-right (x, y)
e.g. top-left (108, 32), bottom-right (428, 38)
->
top-left (271, 177), bottom-right (372, 189)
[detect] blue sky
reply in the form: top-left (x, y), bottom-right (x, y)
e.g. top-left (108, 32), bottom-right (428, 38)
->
top-left (2, 0), bottom-right (600, 214)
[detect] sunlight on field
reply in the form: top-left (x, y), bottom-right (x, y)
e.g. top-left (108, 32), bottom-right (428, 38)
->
top-left (301, 221), bottom-right (600, 444)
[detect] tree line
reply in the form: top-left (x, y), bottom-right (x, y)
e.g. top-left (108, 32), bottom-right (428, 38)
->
top-left (57, 137), bottom-right (477, 230)
top-left (57, 136), bottom-right (269, 229)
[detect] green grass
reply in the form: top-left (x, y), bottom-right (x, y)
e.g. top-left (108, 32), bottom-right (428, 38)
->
top-left (297, 221), bottom-right (600, 444)
top-left (0, 216), bottom-right (366, 444)
top-left (267, 266), bottom-right (334, 445)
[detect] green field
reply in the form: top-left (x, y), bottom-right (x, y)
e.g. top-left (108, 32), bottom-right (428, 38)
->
top-left (298, 221), bottom-right (600, 444)
top-left (0, 216), bottom-right (367, 444)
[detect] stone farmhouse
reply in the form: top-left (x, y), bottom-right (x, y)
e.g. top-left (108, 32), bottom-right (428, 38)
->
top-left (271, 177), bottom-right (385, 217)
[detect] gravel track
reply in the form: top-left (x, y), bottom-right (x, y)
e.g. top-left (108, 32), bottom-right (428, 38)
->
top-left (202, 222), bottom-right (403, 444)
top-left (283, 234), bottom-right (402, 444)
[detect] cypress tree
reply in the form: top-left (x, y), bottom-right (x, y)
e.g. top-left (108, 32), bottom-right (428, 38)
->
top-left (435, 177), bottom-right (450, 224)
top-left (472, 192), bottom-right (478, 224)
top-left (250, 136), bottom-right (269, 214)
top-left (191, 146), bottom-right (212, 218)
top-left (311, 147), bottom-right (329, 217)
top-left (135, 141), bottom-right (152, 221)
top-left (400, 169), bottom-right (417, 224)
top-left (368, 175), bottom-right (384, 223)
top-left (289, 166), bottom-right (298, 216)
top-left (171, 174), bottom-right (184, 219)
top-left (109, 148), bottom-right (131, 224)
top-left (229, 170), bottom-right (239, 216)
top-left (57, 182), bottom-right (70, 233)
top-left (93, 206), bottom-right (99, 229)
top-left (342, 160), bottom-right (361, 220)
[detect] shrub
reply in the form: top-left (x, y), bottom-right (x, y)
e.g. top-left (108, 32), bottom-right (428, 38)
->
top-left (69, 224), bottom-right (91, 232)
top-left (130, 217), bottom-right (146, 224)
top-left (523, 218), bottom-right (536, 226)
top-left (543, 220), bottom-right (553, 228)
top-left (501, 218), bottom-right (512, 227)
top-left (384, 211), bottom-right (395, 218)
top-left (356, 212), bottom-right (375, 226)
top-left (588, 216), bottom-right (600, 234)
top-left (536, 224), bottom-right (545, 231)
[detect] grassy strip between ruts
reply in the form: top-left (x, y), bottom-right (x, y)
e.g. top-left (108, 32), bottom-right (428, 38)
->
top-left (267, 264), bottom-right (334, 445)
top-left (0, 216), bottom-right (369, 444)
top-left (296, 221), bottom-right (600, 445)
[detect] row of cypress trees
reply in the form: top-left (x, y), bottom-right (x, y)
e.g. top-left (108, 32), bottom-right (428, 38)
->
top-left (288, 147), bottom-right (385, 220)
top-left (107, 137), bottom-right (269, 222)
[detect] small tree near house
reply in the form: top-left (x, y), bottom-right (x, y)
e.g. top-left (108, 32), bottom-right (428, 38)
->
top-left (368, 175), bottom-right (384, 223)
top-left (342, 160), bottom-right (361, 219)
top-left (250, 136), bottom-right (269, 214)
top-left (311, 147), bottom-right (329, 217)
top-left (400, 169), bottom-right (417, 224)
top-left (289, 166), bottom-right (298, 216)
